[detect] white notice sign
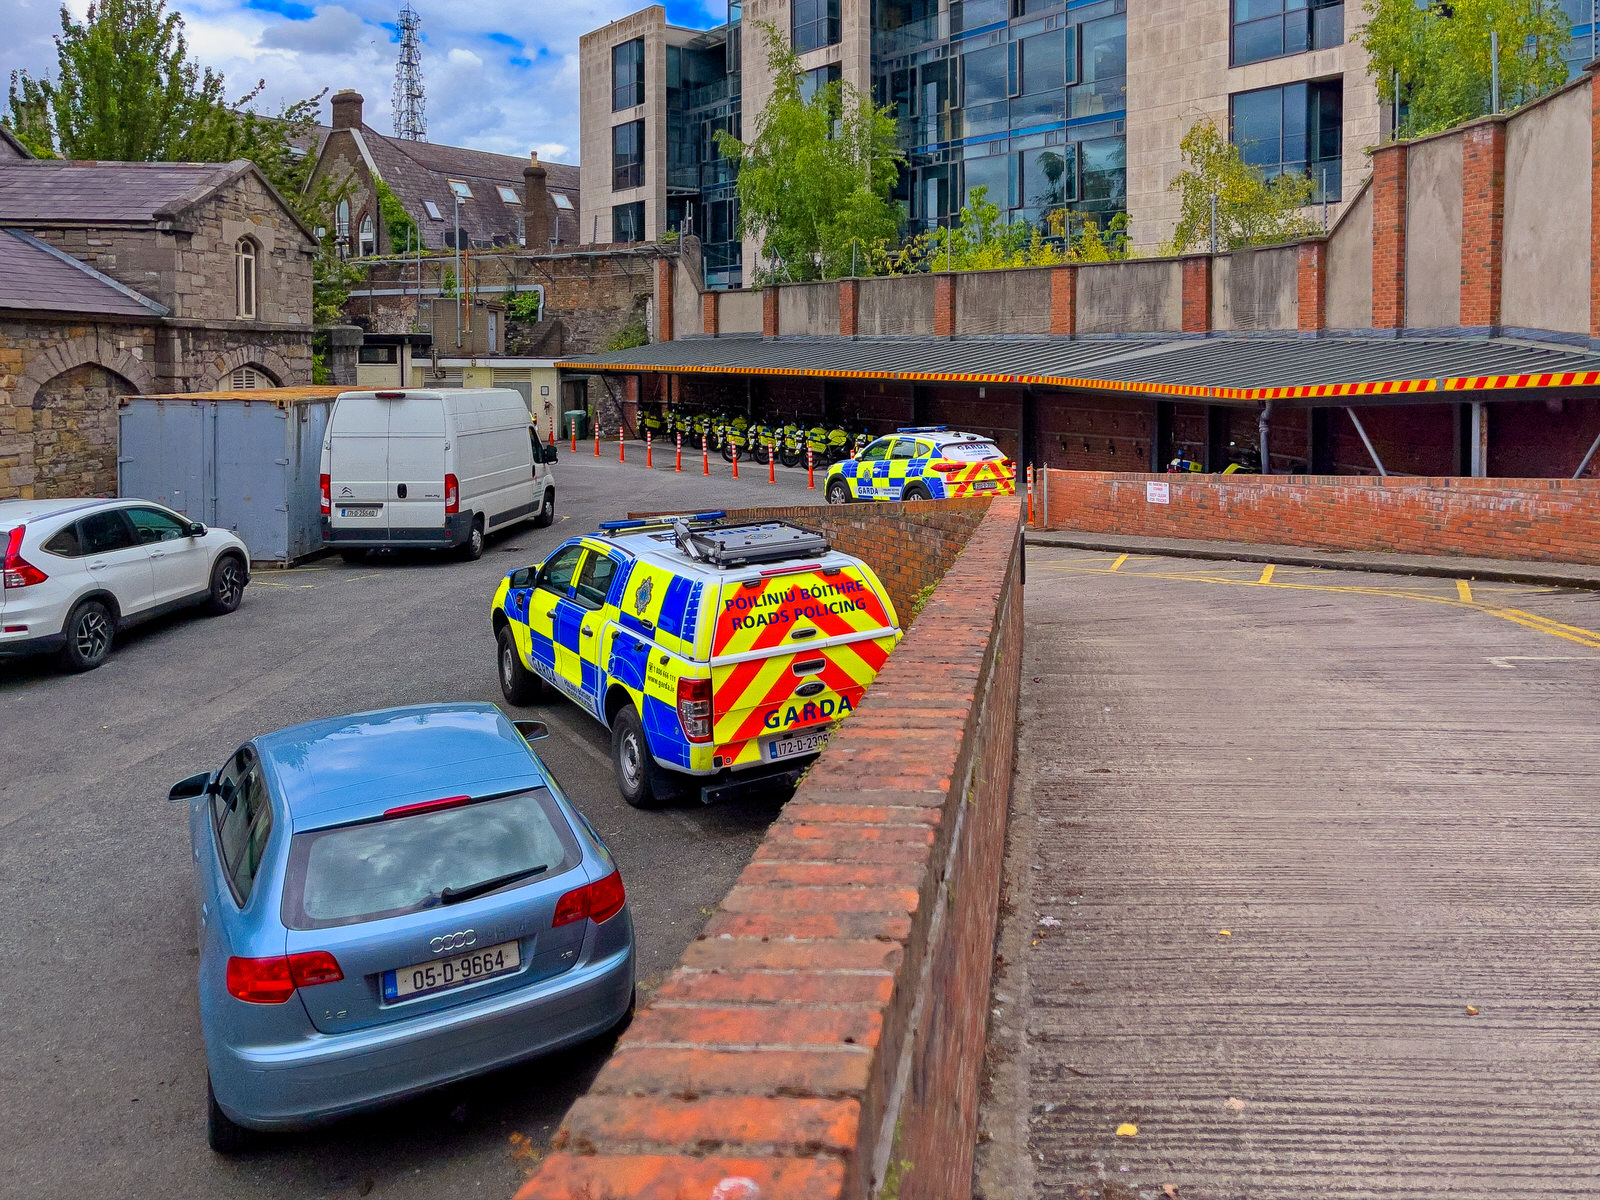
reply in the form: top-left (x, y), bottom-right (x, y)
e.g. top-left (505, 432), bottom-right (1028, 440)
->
top-left (1146, 481), bottom-right (1170, 505)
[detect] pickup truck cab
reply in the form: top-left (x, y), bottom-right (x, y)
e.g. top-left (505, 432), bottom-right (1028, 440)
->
top-left (491, 513), bottom-right (902, 807)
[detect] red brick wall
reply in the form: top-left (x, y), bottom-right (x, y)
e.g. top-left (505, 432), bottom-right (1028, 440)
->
top-left (1181, 256), bottom-right (1212, 333)
top-left (703, 290), bottom-right (720, 336)
top-left (763, 287), bottom-right (779, 337)
top-left (1050, 265), bottom-right (1077, 336)
top-left (1297, 241), bottom-right (1326, 332)
top-left (1044, 469), bottom-right (1600, 564)
top-left (840, 279), bottom-right (860, 337)
top-left (517, 499), bottom-right (1024, 1200)
top-left (1460, 121), bottom-right (1507, 328)
top-left (933, 275), bottom-right (956, 337)
top-left (1591, 71), bottom-right (1600, 340)
top-left (655, 258), bottom-right (675, 342)
top-left (1373, 143), bottom-right (1409, 329)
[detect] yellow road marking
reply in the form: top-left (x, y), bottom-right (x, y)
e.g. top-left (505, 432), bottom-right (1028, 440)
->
top-left (1457, 580), bottom-right (1473, 603)
top-left (1034, 561), bottom-right (1600, 650)
top-left (1258, 565), bottom-right (1275, 585)
top-left (1109, 554), bottom-right (1128, 572)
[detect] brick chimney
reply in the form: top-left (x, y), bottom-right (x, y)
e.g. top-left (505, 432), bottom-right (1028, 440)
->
top-left (331, 90), bottom-right (364, 131)
top-left (523, 151), bottom-right (552, 251)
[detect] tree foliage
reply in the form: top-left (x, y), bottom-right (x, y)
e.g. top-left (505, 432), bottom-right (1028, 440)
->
top-left (1166, 120), bottom-right (1318, 254)
top-left (889, 187), bottom-right (1130, 272)
top-left (1359, 0), bottom-right (1571, 138)
top-left (375, 179), bottom-right (420, 254)
top-left (715, 24), bottom-right (904, 282)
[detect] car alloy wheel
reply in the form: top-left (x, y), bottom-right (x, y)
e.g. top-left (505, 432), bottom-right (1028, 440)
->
top-left (208, 557), bottom-right (245, 614)
top-left (74, 607), bottom-right (112, 662)
top-left (826, 480), bottom-right (851, 505)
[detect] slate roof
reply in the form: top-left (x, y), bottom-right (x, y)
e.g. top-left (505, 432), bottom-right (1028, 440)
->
top-left (0, 125), bottom-right (34, 160)
top-left (0, 228), bottom-right (167, 317)
top-left (351, 124), bottom-right (580, 251)
top-left (0, 160), bottom-right (250, 225)
top-left (560, 334), bottom-right (1600, 403)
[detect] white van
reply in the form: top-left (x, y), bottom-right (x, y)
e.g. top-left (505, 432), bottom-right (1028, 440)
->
top-left (319, 388), bottom-right (557, 562)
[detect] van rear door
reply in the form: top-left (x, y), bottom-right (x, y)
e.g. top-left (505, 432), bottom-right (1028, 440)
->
top-left (708, 563), bottom-right (900, 769)
top-left (386, 394), bottom-right (448, 536)
top-left (327, 394), bottom-right (390, 533)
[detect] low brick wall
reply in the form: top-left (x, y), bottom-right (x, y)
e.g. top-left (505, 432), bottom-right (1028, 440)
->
top-left (519, 498), bottom-right (1025, 1200)
top-left (629, 498), bottom-right (991, 627)
top-left (1045, 469), bottom-right (1600, 565)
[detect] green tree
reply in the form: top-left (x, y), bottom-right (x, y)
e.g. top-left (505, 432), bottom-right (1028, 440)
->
top-left (715, 24), bottom-right (904, 282)
top-left (1359, 0), bottom-right (1571, 137)
top-left (374, 179), bottom-right (420, 254)
top-left (1165, 120), bottom-right (1318, 254)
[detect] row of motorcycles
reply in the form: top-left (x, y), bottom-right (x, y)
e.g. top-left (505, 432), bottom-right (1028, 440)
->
top-left (639, 409), bottom-right (873, 468)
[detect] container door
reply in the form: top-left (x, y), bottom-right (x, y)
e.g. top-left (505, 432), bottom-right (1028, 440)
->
top-left (213, 401), bottom-right (287, 560)
top-left (327, 395), bottom-right (391, 536)
top-left (386, 396), bottom-right (448, 536)
top-left (118, 400), bottom-right (209, 519)
top-left (708, 565), bottom-right (899, 770)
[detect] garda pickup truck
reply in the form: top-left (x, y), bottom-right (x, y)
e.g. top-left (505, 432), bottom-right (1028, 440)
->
top-left (492, 513), bottom-right (902, 807)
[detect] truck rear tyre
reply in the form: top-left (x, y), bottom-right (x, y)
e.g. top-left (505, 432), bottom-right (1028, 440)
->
top-left (612, 706), bottom-right (682, 808)
top-left (498, 625), bottom-right (543, 705)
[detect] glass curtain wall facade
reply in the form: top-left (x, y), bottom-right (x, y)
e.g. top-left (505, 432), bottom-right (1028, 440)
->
top-left (667, 6), bottom-right (744, 286)
top-left (873, 0), bottom-right (1127, 237)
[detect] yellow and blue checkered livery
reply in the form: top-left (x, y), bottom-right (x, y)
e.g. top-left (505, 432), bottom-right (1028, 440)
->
top-left (825, 427), bottom-right (1016, 503)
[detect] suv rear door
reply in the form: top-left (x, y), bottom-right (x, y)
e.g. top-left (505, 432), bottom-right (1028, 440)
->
top-left (709, 562), bottom-right (900, 767)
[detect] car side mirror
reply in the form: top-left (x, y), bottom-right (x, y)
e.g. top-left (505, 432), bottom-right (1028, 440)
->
top-left (509, 567), bottom-right (532, 588)
top-left (168, 771), bottom-right (213, 803)
top-left (187, 521), bottom-right (206, 537)
top-left (512, 719), bottom-right (550, 742)
top-left (541, 444), bottom-right (559, 464)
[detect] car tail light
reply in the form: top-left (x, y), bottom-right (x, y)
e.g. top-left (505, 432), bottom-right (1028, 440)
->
top-left (552, 870), bottom-right (626, 928)
top-left (1002, 458), bottom-right (1016, 474)
top-left (930, 460), bottom-right (965, 474)
top-left (319, 474), bottom-right (331, 516)
top-left (677, 677), bottom-right (713, 743)
top-left (225, 952), bottom-right (344, 1004)
top-left (3, 526), bottom-right (47, 589)
top-left (444, 473), bottom-right (459, 515)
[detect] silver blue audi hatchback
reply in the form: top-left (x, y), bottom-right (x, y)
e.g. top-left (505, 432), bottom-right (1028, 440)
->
top-left (169, 702), bottom-right (636, 1152)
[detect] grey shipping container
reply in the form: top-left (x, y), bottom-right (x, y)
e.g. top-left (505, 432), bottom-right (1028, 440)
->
top-left (119, 394), bottom-right (334, 565)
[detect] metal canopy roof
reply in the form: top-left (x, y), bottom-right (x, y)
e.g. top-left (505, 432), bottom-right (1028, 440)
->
top-left (559, 334), bottom-right (1600, 404)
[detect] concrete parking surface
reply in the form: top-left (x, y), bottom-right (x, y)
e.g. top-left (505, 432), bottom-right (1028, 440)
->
top-left (0, 452), bottom-right (824, 1200)
top-left (980, 549), bottom-right (1600, 1199)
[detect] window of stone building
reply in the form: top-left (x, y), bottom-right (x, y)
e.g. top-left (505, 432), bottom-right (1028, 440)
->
top-left (335, 199), bottom-right (351, 256)
top-left (235, 237), bottom-right (258, 319)
top-left (230, 366), bottom-right (268, 389)
top-left (612, 120), bottom-right (645, 191)
top-left (1231, 0), bottom-right (1345, 68)
top-left (1230, 78), bottom-right (1342, 201)
top-left (553, 193), bottom-right (574, 210)
top-left (358, 213), bottom-right (376, 256)
top-left (613, 38), bottom-right (646, 110)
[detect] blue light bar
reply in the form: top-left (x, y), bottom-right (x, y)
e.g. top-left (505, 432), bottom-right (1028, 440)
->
top-left (689, 510), bottom-right (727, 521)
top-left (897, 425), bottom-right (948, 433)
top-left (598, 518), bottom-right (647, 531)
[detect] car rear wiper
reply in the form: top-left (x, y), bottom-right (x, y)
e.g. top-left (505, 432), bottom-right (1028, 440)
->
top-left (439, 863), bottom-right (549, 906)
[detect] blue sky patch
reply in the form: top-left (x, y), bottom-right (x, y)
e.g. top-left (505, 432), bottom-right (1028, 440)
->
top-left (246, 0), bottom-right (315, 19)
top-left (664, 0), bottom-right (724, 27)
top-left (486, 31), bottom-right (524, 49)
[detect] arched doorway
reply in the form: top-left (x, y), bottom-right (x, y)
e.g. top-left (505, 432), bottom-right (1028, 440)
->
top-left (31, 363), bottom-right (137, 498)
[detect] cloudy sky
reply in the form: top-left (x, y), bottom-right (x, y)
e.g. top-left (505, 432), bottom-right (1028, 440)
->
top-left (2, 0), bottom-right (727, 162)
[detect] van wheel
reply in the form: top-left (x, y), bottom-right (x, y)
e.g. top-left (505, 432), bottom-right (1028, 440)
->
top-left (498, 625), bottom-right (543, 706)
top-left (825, 479), bottom-right (852, 505)
top-left (58, 600), bottom-right (114, 672)
top-left (534, 488), bottom-right (555, 528)
top-left (612, 706), bottom-right (681, 808)
top-left (206, 1076), bottom-right (253, 1155)
top-left (458, 518), bottom-right (485, 561)
top-left (339, 549), bottom-right (367, 565)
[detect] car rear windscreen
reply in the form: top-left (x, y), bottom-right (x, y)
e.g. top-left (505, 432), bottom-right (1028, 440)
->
top-left (281, 789), bottom-right (579, 929)
top-left (943, 441), bottom-right (1004, 461)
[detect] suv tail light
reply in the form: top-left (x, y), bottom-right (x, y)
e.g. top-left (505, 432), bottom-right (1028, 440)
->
top-left (1002, 458), bottom-right (1016, 474)
top-left (3, 526), bottom-right (47, 589)
top-left (552, 870), bottom-right (626, 928)
top-left (225, 952), bottom-right (344, 1004)
top-left (677, 677), bottom-right (713, 743)
top-left (319, 474), bottom-right (331, 516)
top-left (444, 473), bottom-right (459, 515)
top-left (930, 460), bottom-right (965, 474)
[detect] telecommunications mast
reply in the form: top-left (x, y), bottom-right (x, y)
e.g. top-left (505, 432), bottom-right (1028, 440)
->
top-left (393, 3), bottom-right (427, 141)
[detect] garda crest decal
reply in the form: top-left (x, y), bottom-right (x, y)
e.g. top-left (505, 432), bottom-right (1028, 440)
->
top-left (633, 574), bottom-right (654, 615)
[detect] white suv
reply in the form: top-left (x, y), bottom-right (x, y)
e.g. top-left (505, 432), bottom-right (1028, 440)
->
top-left (1, 498), bottom-right (251, 672)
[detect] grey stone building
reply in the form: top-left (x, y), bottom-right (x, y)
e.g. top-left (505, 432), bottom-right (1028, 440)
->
top-left (305, 90), bottom-right (581, 255)
top-left (0, 157), bottom-right (317, 500)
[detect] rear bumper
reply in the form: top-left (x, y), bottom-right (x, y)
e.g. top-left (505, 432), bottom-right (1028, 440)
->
top-left (321, 512), bottom-right (473, 550)
top-left (0, 630), bottom-right (67, 659)
top-left (209, 926), bottom-right (634, 1130)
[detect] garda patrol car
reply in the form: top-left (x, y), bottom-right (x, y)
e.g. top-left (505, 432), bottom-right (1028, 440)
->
top-left (824, 427), bottom-right (1016, 504)
top-left (491, 512), bottom-right (902, 808)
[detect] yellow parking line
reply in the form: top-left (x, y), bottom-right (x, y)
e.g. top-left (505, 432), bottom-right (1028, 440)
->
top-left (1109, 554), bottom-right (1128, 572)
top-left (1457, 580), bottom-right (1473, 603)
top-left (1258, 565), bottom-right (1275, 585)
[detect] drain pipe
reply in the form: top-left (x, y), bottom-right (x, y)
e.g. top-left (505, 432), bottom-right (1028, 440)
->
top-left (1345, 407), bottom-right (1388, 476)
top-left (1257, 402), bottom-right (1273, 474)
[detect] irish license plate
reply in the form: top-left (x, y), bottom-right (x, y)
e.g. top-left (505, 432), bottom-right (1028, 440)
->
top-left (767, 728), bottom-right (829, 761)
top-left (340, 506), bottom-right (381, 518)
top-left (383, 939), bottom-right (520, 1001)
top-left (973, 480), bottom-right (998, 491)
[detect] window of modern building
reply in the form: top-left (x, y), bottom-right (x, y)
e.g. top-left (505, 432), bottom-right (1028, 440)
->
top-left (1071, 14), bottom-right (1127, 119)
top-left (1231, 0), bottom-right (1344, 68)
top-left (800, 63), bottom-right (841, 103)
top-left (612, 120), bottom-right (645, 190)
top-left (358, 213), bottom-right (376, 256)
top-left (1020, 144), bottom-right (1076, 211)
top-left (792, 0), bottom-right (841, 53)
top-left (963, 148), bottom-right (1010, 210)
top-left (1079, 137), bottom-right (1127, 212)
top-left (613, 38), bottom-right (646, 110)
top-left (424, 199), bottom-right (443, 220)
top-left (1230, 79), bottom-right (1343, 201)
top-left (497, 185), bottom-right (520, 204)
top-left (613, 201), bottom-right (646, 243)
top-left (952, 0), bottom-right (1007, 34)
top-left (234, 237), bottom-right (257, 319)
